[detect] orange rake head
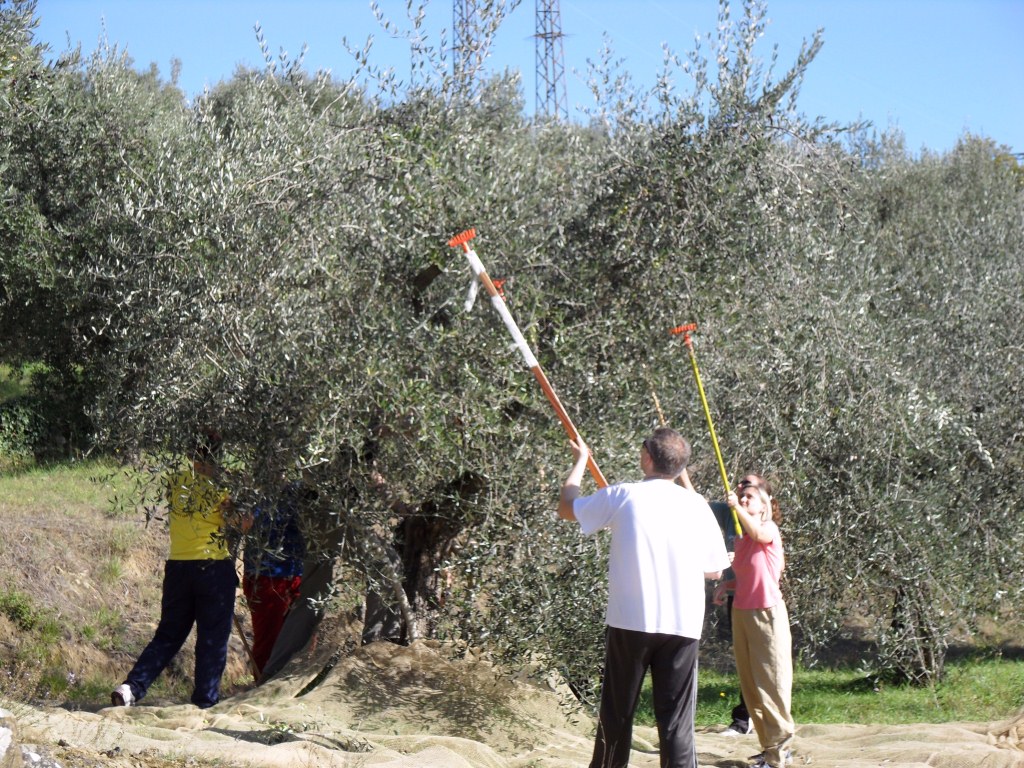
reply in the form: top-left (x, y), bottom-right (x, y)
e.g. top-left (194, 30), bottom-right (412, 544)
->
top-left (448, 228), bottom-right (477, 250)
top-left (669, 322), bottom-right (697, 337)
top-left (670, 322), bottom-right (698, 345)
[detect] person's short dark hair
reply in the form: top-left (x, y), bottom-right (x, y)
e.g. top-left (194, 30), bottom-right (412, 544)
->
top-left (643, 428), bottom-right (691, 477)
top-left (193, 428), bottom-right (223, 463)
top-left (736, 474), bottom-right (773, 496)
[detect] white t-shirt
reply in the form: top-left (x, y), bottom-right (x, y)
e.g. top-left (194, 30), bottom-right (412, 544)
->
top-left (573, 478), bottom-right (730, 638)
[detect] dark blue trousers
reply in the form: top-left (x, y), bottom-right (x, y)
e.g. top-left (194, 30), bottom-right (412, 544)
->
top-left (590, 626), bottom-right (700, 768)
top-left (124, 559), bottom-right (237, 708)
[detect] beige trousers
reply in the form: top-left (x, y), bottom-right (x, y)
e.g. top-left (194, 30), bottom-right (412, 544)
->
top-left (732, 602), bottom-right (796, 767)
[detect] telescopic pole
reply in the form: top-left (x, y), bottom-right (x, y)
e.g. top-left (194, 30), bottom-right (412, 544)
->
top-left (670, 322), bottom-right (742, 535)
top-left (233, 614), bottom-right (260, 680)
top-left (449, 228), bottom-right (607, 488)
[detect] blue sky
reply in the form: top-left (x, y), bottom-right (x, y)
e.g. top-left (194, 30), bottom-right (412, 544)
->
top-left (33, 1), bottom-right (1023, 155)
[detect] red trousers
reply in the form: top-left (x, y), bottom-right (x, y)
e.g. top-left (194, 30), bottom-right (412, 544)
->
top-left (242, 574), bottom-right (302, 675)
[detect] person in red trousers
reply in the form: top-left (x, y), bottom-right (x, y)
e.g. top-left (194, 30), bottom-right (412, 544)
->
top-left (242, 480), bottom-right (307, 678)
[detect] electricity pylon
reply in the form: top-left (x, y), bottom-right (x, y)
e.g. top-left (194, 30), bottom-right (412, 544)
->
top-left (452, 0), bottom-right (483, 97)
top-left (454, 0), bottom-right (568, 119)
top-left (535, 0), bottom-right (567, 120)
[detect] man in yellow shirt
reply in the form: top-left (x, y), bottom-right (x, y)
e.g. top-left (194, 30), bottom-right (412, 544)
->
top-left (111, 429), bottom-right (246, 709)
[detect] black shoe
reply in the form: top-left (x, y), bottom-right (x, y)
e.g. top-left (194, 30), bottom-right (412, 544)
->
top-left (722, 719), bottom-right (753, 736)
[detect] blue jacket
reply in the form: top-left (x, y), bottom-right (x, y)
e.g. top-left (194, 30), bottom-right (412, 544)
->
top-left (243, 482), bottom-right (306, 579)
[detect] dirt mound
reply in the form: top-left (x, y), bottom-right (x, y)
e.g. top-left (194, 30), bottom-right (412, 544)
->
top-left (8, 640), bottom-right (1024, 768)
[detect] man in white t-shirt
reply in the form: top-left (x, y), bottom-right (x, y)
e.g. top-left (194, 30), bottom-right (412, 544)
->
top-left (558, 428), bottom-right (730, 768)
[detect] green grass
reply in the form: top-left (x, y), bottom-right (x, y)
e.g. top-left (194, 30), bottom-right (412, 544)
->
top-left (634, 657), bottom-right (1024, 727)
top-left (0, 586), bottom-right (62, 663)
top-left (0, 459), bottom-right (134, 514)
top-left (0, 586), bottom-right (43, 631)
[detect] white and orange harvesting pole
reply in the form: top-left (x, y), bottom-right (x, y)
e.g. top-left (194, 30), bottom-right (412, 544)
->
top-left (449, 228), bottom-right (607, 488)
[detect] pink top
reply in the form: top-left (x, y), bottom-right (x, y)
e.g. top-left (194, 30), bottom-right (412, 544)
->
top-left (731, 521), bottom-right (785, 610)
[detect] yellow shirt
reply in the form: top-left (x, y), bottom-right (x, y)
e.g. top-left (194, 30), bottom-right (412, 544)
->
top-left (166, 469), bottom-right (231, 560)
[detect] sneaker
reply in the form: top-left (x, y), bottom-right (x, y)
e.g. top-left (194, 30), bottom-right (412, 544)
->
top-left (111, 683), bottom-right (135, 707)
top-left (723, 720), bottom-right (754, 736)
top-left (749, 748), bottom-right (792, 767)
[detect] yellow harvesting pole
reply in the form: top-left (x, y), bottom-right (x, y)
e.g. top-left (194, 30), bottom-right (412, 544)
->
top-left (670, 322), bottom-right (742, 536)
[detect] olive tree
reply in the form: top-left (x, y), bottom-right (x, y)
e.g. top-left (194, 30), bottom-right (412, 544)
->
top-left (71, 4), bottom-right (615, 650)
top-left (792, 133), bottom-right (1024, 682)
top-left (1, 0), bottom-right (189, 458)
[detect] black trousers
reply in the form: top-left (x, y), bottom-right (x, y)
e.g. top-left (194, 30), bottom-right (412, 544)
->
top-left (590, 626), bottom-right (699, 768)
top-left (125, 559), bottom-right (237, 708)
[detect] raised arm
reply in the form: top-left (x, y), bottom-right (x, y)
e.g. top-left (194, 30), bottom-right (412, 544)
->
top-left (728, 491), bottom-right (774, 544)
top-left (558, 439), bottom-right (590, 521)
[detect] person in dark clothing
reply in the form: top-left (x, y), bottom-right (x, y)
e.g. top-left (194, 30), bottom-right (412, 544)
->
top-left (242, 481), bottom-right (307, 676)
top-left (710, 500), bottom-right (753, 736)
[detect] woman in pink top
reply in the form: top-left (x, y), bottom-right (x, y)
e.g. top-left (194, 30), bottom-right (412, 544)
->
top-left (714, 474), bottom-right (795, 768)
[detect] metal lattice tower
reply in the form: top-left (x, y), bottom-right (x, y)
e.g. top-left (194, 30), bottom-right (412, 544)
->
top-left (534, 0), bottom-right (567, 120)
top-left (452, 0), bottom-right (483, 97)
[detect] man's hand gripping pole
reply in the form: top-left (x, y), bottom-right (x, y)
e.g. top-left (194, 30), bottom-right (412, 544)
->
top-left (670, 322), bottom-right (742, 535)
top-left (449, 229), bottom-right (607, 488)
